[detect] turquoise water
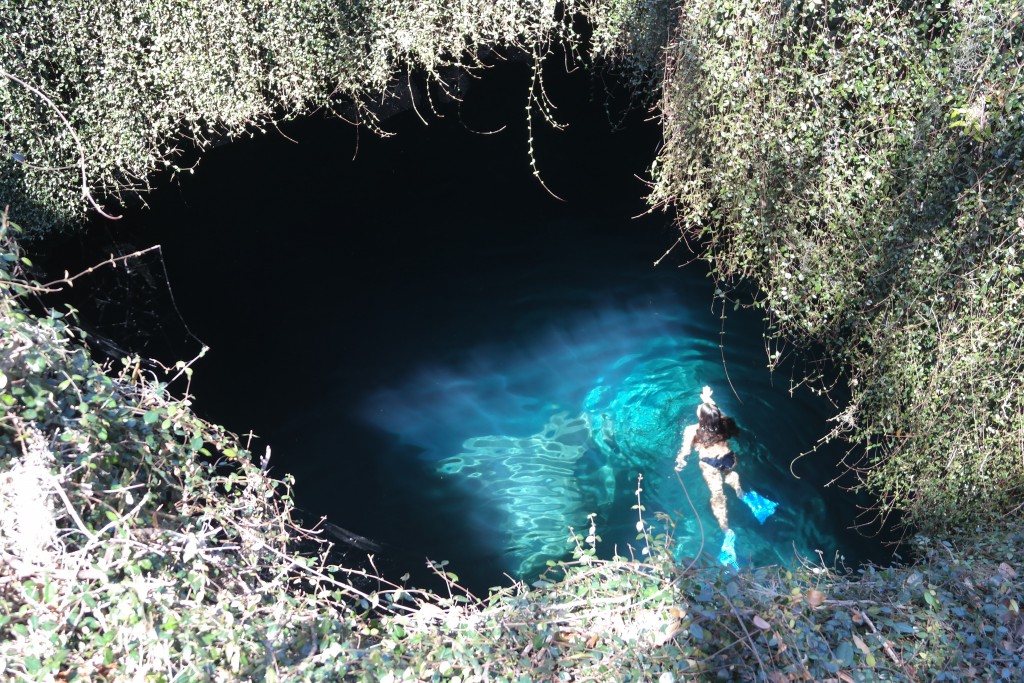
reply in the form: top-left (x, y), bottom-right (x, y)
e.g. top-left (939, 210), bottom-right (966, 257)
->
top-left (342, 220), bottom-right (881, 586)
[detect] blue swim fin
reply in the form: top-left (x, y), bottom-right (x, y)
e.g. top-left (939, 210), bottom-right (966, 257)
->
top-left (718, 529), bottom-right (738, 569)
top-left (742, 490), bottom-right (778, 524)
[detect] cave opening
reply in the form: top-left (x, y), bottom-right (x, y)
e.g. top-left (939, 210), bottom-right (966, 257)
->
top-left (33, 51), bottom-right (896, 595)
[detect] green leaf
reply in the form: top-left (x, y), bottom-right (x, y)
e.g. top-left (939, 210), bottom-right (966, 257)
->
top-left (836, 640), bottom-right (854, 667)
top-left (144, 410), bottom-right (160, 425)
top-left (23, 656), bottom-right (41, 674)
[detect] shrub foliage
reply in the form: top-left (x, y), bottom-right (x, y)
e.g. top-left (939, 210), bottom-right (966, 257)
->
top-left (3, 0), bottom-right (1024, 678)
top-left (0, 0), bottom-right (606, 231)
top-left (1, 231), bottom-right (1021, 679)
top-left (651, 0), bottom-right (1024, 535)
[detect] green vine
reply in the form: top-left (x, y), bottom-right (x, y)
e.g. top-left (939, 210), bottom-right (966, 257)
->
top-left (651, 0), bottom-right (1024, 535)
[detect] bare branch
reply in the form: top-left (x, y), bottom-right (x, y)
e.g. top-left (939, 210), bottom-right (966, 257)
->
top-left (0, 69), bottom-right (123, 220)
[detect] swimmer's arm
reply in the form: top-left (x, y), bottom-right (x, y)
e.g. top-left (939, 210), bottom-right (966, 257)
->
top-left (675, 424), bottom-right (698, 470)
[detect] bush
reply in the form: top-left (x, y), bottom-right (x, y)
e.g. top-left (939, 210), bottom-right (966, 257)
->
top-left (2, 202), bottom-right (1022, 680)
top-left (0, 0), bottom-right (598, 232)
top-left (0, 0), bottom-right (690, 234)
top-left (651, 0), bottom-right (1024, 535)
top-left (0, 208), bottom-right (369, 680)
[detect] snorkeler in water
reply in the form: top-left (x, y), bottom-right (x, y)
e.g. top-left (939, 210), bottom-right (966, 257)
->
top-left (675, 386), bottom-right (777, 568)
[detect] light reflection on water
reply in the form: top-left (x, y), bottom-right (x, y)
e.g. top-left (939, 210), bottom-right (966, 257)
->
top-left (354, 261), bottom-right (868, 583)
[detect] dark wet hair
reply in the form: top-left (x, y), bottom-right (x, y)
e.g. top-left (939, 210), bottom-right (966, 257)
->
top-left (693, 403), bottom-right (739, 448)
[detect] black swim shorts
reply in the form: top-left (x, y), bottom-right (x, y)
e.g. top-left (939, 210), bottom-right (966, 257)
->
top-left (700, 451), bottom-right (737, 472)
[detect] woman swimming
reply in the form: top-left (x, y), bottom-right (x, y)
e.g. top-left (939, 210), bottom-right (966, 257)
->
top-left (675, 386), bottom-right (745, 533)
top-left (675, 386), bottom-right (777, 567)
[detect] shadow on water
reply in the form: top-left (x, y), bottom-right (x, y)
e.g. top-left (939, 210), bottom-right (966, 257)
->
top-left (31, 57), bottom-right (898, 595)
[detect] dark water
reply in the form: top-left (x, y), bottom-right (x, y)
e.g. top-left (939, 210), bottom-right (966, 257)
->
top-left (38, 61), bottom-right (894, 594)
top-left (344, 244), bottom-right (874, 581)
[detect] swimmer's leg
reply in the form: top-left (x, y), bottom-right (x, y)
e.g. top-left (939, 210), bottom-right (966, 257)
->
top-left (724, 470), bottom-right (745, 499)
top-left (699, 462), bottom-right (730, 532)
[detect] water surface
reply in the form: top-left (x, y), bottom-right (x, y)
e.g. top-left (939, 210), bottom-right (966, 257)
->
top-left (45, 63), bottom-right (891, 593)
top-left (274, 215), bottom-right (878, 589)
